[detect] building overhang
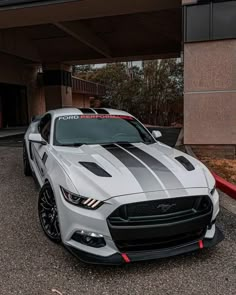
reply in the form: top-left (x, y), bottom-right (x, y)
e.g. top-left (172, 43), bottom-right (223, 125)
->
top-left (0, 0), bottom-right (182, 64)
top-left (0, 0), bottom-right (77, 9)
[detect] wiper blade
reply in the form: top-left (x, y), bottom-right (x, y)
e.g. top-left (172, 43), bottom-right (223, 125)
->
top-left (114, 141), bottom-right (153, 145)
top-left (113, 141), bottom-right (130, 144)
top-left (72, 143), bottom-right (84, 147)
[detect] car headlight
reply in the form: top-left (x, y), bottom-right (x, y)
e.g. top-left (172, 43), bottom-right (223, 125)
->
top-left (60, 186), bottom-right (103, 210)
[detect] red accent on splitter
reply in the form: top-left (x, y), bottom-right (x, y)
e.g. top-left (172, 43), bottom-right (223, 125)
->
top-left (121, 253), bottom-right (131, 263)
top-left (199, 240), bottom-right (204, 249)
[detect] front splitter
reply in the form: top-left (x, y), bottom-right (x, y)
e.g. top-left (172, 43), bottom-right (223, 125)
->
top-left (66, 226), bottom-right (224, 265)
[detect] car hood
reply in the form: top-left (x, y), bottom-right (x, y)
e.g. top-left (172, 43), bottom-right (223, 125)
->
top-left (52, 142), bottom-right (209, 200)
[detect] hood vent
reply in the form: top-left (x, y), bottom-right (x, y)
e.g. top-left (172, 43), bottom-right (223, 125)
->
top-left (175, 156), bottom-right (195, 171)
top-left (79, 162), bottom-right (112, 177)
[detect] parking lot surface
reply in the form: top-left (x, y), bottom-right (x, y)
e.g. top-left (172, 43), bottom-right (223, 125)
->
top-left (0, 146), bottom-right (236, 295)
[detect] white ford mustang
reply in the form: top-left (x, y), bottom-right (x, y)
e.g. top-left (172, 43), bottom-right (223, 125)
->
top-left (23, 108), bottom-right (224, 264)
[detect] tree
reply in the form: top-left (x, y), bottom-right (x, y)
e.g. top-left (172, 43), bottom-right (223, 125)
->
top-left (141, 59), bottom-right (183, 125)
top-left (73, 59), bottom-right (183, 126)
top-left (72, 65), bottom-right (94, 80)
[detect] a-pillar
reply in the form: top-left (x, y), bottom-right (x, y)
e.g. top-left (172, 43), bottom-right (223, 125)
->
top-left (43, 64), bottom-right (73, 111)
top-left (183, 0), bottom-right (236, 158)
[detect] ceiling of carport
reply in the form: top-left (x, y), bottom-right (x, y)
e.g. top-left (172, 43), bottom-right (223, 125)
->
top-left (0, 0), bottom-right (182, 64)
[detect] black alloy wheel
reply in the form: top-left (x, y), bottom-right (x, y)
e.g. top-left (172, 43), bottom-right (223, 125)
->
top-left (38, 183), bottom-right (61, 243)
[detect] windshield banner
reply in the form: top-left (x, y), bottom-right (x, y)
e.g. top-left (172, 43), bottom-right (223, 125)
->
top-left (58, 115), bottom-right (134, 121)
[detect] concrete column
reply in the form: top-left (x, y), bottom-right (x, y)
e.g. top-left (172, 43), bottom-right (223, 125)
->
top-left (27, 66), bottom-right (46, 120)
top-left (43, 64), bottom-right (72, 111)
top-left (184, 40), bottom-right (236, 146)
top-left (182, 0), bottom-right (236, 158)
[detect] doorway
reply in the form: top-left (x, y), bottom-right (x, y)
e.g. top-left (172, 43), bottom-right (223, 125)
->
top-left (0, 83), bottom-right (28, 128)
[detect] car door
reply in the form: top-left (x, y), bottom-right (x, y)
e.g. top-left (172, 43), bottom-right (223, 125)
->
top-left (32, 114), bottom-right (51, 182)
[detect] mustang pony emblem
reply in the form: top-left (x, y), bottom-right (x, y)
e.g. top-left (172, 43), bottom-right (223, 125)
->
top-left (156, 203), bottom-right (177, 213)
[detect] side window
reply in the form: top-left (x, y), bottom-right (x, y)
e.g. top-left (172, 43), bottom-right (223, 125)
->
top-left (39, 114), bottom-right (51, 143)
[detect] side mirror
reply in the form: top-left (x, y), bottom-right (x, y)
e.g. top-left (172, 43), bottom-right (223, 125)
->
top-left (152, 130), bottom-right (162, 140)
top-left (29, 133), bottom-right (47, 145)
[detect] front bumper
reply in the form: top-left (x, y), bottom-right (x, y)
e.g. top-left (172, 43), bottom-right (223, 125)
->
top-left (55, 186), bottom-right (221, 264)
top-left (66, 226), bottom-right (224, 265)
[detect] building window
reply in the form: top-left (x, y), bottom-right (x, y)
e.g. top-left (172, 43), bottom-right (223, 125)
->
top-left (184, 1), bottom-right (236, 42)
top-left (185, 4), bottom-right (210, 42)
top-left (213, 1), bottom-right (236, 40)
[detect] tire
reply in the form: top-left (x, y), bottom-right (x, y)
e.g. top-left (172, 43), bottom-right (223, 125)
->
top-left (38, 183), bottom-right (61, 243)
top-left (23, 142), bottom-right (32, 177)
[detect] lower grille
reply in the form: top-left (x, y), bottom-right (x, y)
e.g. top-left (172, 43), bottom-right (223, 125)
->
top-left (107, 196), bottom-right (213, 252)
top-left (115, 229), bottom-right (206, 252)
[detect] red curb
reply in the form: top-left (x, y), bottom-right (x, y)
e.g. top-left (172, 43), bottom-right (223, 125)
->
top-left (212, 172), bottom-right (236, 200)
top-left (185, 146), bottom-right (236, 200)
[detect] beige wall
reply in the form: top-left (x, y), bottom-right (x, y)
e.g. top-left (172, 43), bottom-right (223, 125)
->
top-left (73, 93), bottom-right (90, 108)
top-left (184, 40), bottom-right (236, 145)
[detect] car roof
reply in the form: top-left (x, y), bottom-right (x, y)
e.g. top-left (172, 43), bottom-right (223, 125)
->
top-left (48, 108), bottom-right (133, 119)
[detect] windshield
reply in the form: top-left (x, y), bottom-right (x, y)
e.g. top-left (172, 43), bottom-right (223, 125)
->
top-left (54, 115), bottom-right (155, 146)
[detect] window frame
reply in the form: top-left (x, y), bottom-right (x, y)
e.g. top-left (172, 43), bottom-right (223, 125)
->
top-left (184, 0), bottom-right (236, 43)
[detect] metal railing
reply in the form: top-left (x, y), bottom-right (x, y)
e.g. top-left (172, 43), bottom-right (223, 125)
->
top-left (72, 77), bottom-right (106, 97)
top-left (38, 72), bottom-right (106, 97)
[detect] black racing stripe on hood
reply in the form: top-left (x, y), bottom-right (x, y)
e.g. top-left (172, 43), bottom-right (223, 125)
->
top-left (175, 156), bottom-right (195, 171)
top-left (103, 144), bottom-right (163, 192)
top-left (119, 143), bottom-right (184, 190)
top-left (79, 162), bottom-right (112, 177)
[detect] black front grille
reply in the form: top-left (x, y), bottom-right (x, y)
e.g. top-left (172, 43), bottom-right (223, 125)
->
top-left (107, 196), bottom-right (213, 252)
top-left (108, 196), bottom-right (212, 226)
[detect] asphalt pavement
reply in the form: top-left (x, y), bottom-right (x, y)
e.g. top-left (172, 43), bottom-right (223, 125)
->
top-left (0, 134), bottom-right (24, 147)
top-left (0, 146), bottom-right (235, 295)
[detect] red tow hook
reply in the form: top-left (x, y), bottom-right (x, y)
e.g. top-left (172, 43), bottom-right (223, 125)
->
top-left (199, 240), bottom-right (204, 249)
top-left (121, 253), bottom-right (131, 263)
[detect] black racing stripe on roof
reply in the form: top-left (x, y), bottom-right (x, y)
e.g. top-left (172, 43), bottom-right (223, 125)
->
top-left (94, 109), bottom-right (110, 114)
top-left (119, 143), bottom-right (185, 190)
top-left (79, 162), bottom-right (112, 177)
top-left (79, 108), bottom-right (96, 114)
top-left (103, 144), bottom-right (162, 191)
